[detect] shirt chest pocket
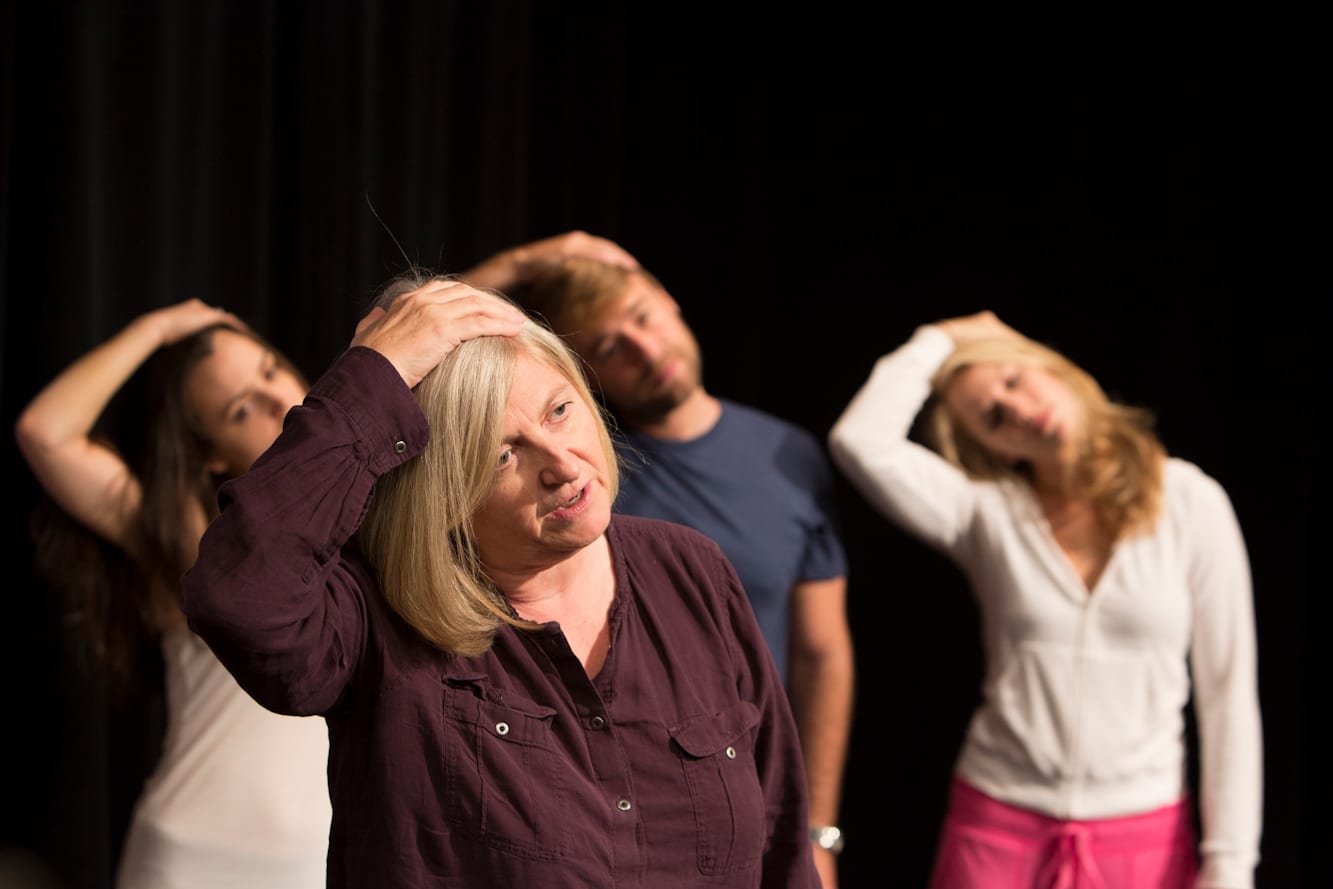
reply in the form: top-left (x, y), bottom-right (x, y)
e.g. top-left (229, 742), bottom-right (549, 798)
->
top-left (442, 677), bottom-right (567, 861)
top-left (670, 701), bottom-right (766, 877)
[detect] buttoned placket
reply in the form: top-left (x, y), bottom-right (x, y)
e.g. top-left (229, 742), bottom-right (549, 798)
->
top-left (531, 624), bottom-right (643, 883)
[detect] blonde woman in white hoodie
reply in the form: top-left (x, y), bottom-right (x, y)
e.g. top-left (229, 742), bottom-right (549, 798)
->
top-left (828, 311), bottom-right (1261, 889)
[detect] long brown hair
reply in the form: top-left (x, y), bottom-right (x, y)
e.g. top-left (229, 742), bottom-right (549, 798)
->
top-left (926, 334), bottom-right (1165, 540)
top-left (30, 323), bottom-right (306, 690)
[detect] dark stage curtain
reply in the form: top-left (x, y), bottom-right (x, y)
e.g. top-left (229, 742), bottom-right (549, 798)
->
top-left (1, 3), bottom-right (1322, 888)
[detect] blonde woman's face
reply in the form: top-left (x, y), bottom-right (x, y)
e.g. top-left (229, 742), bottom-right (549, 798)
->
top-left (185, 329), bottom-right (308, 478)
top-left (472, 351), bottom-right (613, 570)
top-left (944, 361), bottom-right (1081, 464)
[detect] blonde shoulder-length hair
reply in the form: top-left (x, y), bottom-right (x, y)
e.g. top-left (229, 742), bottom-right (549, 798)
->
top-left (356, 274), bottom-right (619, 656)
top-left (925, 333), bottom-right (1165, 540)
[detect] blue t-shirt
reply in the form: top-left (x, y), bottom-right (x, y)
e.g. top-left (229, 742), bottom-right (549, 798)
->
top-left (612, 400), bottom-right (847, 679)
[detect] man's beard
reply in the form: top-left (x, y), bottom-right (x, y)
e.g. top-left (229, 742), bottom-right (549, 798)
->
top-left (616, 353), bottom-right (702, 427)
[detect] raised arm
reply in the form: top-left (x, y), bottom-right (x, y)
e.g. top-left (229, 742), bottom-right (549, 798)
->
top-left (181, 282), bottom-right (526, 713)
top-left (827, 319), bottom-right (988, 556)
top-left (459, 230), bottom-right (640, 295)
top-left (14, 299), bottom-right (242, 551)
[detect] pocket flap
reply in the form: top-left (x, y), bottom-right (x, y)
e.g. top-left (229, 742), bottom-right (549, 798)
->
top-left (670, 701), bottom-right (761, 758)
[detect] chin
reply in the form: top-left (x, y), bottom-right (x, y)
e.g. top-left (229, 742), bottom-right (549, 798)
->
top-left (546, 507), bottom-right (611, 550)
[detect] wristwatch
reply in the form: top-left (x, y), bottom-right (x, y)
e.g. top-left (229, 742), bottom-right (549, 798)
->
top-left (808, 825), bottom-right (845, 855)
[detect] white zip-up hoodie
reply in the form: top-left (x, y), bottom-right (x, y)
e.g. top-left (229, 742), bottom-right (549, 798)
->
top-left (828, 325), bottom-right (1261, 888)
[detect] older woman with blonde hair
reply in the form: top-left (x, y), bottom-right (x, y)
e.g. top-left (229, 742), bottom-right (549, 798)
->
top-left (181, 275), bottom-right (819, 889)
top-left (829, 311), bottom-right (1262, 889)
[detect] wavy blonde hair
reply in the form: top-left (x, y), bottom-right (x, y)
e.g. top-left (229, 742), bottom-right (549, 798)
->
top-left (356, 275), bottom-right (619, 656)
top-left (925, 334), bottom-right (1165, 540)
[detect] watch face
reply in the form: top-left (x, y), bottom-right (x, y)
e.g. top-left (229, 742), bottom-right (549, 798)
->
top-left (810, 826), bottom-right (845, 853)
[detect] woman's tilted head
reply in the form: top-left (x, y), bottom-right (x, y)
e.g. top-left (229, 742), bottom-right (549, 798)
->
top-left (358, 281), bottom-right (618, 656)
top-left (926, 332), bottom-right (1165, 538)
top-left (181, 327), bottom-right (309, 478)
top-left (928, 334), bottom-right (1095, 478)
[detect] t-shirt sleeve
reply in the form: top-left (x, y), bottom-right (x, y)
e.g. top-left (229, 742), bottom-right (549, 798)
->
top-left (798, 435), bottom-right (848, 582)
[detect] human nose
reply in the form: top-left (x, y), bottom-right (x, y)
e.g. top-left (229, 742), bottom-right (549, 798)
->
top-left (537, 442), bottom-right (580, 487)
top-left (1010, 391), bottom-right (1041, 426)
top-left (990, 394), bottom-right (1030, 430)
top-left (258, 381), bottom-right (298, 416)
top-left (621, 329), bottom-right (662, 364)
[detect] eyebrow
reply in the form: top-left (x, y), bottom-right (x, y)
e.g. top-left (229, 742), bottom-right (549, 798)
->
top-left (501, 381), bottom-right (575, 443)
top-left (590, 295), bottom-right (649, 352)
top-left (216, 350), bottom-right (274, 421)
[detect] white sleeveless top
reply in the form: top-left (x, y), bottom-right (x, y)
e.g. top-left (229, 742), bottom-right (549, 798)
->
top-left (115, 623), bottom-right (331, 889)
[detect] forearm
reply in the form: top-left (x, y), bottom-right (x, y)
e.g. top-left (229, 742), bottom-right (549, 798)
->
top-left (182, 347), bottom-right (427, 714)
top-left (788, 644), bottom-right (854, 827)
top-left (15, 312), bottom-right (165, 458)
top-left (458, 231), bottom-right (639, 295)
top-left (828, 326), bottom-right (980, 552)
top-left (459, 247), bottom-right (525, 293)
top-left (1192, 603), bottom-right (1263, 888)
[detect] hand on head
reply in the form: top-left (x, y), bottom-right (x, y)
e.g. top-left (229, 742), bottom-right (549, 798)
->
top-left (509, 231), bottom-right (640, 283)
top-left (152, 298), bottom-right (247, 346)
top-left (352, 279), bottom-right (528, 388)
top-left (936, 310), bottom-right (1023, 345)
top-left (461, 230), bottom-right (641, 296)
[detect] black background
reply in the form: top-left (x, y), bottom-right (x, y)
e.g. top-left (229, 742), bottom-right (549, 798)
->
top-left (1, 3), bottom-right (1323, 887)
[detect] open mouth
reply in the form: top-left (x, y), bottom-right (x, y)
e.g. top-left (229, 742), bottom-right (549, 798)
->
top-left (547, 485), bottom-right (590, 518)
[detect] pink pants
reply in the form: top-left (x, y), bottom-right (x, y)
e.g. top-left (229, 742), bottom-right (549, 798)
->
top-left (927, 778), bottom-right (1199, 889)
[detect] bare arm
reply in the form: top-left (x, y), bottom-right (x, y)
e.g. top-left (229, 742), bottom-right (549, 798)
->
top-left (459, 230), bottom-right (640, 294)
top-left (787, 575), bottom-right (854, 889)
top-left (14, 299), bottom-right (242, 550)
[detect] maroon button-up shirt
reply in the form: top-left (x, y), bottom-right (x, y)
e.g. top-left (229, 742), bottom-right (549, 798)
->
top-left (181, 346), bottom-right (818, 889)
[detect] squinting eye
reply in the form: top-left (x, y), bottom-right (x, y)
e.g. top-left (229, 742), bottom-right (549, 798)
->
top-left (497, 448), bottom-right (513, 468)
top-left (551, 401), bottom-right (572, 420)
